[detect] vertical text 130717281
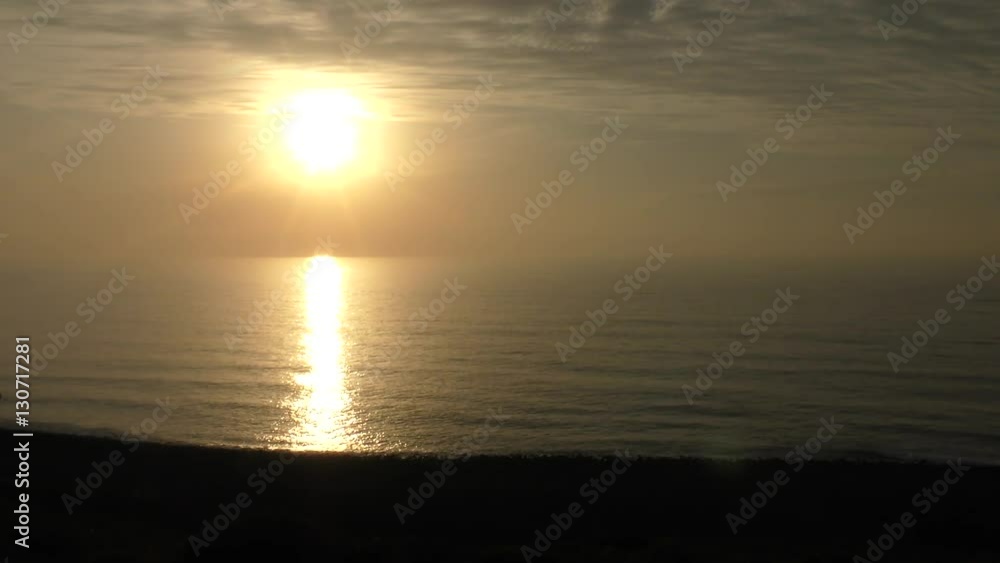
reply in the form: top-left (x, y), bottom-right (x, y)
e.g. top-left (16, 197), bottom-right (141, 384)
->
top-left (14, 336), bottom-right (33, 550)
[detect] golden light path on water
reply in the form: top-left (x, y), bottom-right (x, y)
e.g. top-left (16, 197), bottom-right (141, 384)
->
top-left (287, 256), bottom-right (355, 450)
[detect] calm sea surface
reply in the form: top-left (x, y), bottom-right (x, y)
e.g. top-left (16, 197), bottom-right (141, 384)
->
top-left (2, 257), bottom-right (998, 463)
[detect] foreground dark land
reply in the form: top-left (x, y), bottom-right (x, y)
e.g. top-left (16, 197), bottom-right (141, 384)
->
top-left (6, 432), bottom-right (999, 562)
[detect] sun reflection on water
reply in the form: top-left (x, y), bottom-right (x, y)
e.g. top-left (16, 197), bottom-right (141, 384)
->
top-left (287, 255), bottom-right (355, 450)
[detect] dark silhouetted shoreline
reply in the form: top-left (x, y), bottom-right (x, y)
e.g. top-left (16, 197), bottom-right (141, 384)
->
top-left (11, 432), bottom-right (999, 562)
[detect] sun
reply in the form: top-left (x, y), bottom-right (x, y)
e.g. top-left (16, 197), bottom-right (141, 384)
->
top-left (284, 90), bottom-right (366, 174)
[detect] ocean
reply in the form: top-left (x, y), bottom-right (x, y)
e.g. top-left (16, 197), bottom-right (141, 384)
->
top-left (2, 255), bottom-right (998, 463)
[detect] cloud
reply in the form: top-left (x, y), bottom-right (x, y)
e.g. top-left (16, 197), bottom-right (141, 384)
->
top-left (0, 0), bottom-right (997, 131)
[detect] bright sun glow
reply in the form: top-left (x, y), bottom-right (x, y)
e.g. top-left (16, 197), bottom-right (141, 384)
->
top-left (284, 90), bottom-right (365, 174)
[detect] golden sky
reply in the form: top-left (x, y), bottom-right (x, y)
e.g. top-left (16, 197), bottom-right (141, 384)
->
top-left (1, 0), bottom-right (998, 263)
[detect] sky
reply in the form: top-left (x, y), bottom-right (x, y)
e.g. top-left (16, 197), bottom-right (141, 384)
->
top-left (1, 0), bottom-right (998, 263)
